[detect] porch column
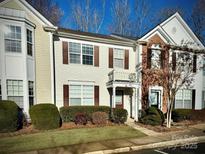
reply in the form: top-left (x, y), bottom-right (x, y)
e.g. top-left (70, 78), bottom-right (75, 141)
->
top-left (135, 87), bottom-right (139, 121)
top-left (112, 86), bottom-right (116, 108)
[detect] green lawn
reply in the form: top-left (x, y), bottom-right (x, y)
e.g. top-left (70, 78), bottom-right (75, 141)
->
top-left (0, 125), bottom-right (146, 153)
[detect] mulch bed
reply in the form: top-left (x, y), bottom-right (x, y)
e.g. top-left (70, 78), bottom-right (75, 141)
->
top-left (0, 121), bottom-right (119, 138)
top-left (136, 120), bottom-right (202, 133)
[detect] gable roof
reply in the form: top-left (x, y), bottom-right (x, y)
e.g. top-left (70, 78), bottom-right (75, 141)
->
top-left (139, 12), bottom-right (204, 48)
top-left (0, 0), bottom-right (55, 27)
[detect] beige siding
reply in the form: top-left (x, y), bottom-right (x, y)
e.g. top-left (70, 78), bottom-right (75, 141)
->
top-left (2, 0), bottom-right (53, 104)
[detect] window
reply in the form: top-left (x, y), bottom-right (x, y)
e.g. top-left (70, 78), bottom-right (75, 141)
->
top-left (27, 29), bottom-right (33, 56)
top-left (7, 80), bottom-right (23, 108)
top-left (151, 49), bottom-right (161, 69)
top-left (175, 89), bottom-right (192, 109)
top-left (203, 59), bottom-right (205, 76)
top-left (0, 80), bottom-right (2, 100)
top-left (114, 48), bottom-right (124, 68)
top-left (69, 42), bottom-right (81, 64)
top-left (69, 42), bottom-right (94, 65)
top-left (202, 91), bottom-right (205, 108)
top-left (82, 44), bottom-right (93, 65)
top-left (4, 25), bottom-right (21, 53)
top-left (69, 85), bottom-right (94, 106)
top-left (28, 81), bottom-right (34, 108)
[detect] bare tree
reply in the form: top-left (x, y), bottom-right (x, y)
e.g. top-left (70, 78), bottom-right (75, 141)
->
top-left (158, 43), bottom-right (204, 128)
top-left (191, 0), bottom-right (205, 45)
top-left (133, 0), bottom-right (151, 37)
top-left (109, 0), bottom-right (132, 36)
top-left (152, 6), bottom-right (186, 26)
top-left (26, 0), bottom-right (63, 25)
top-left (69, 0), bottom-right (105, 33)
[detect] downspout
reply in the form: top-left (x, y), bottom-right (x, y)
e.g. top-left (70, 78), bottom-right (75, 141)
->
top-left (44, 26), bottom-right (58, 105)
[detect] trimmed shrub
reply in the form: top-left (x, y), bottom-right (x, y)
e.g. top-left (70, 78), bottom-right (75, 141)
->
top-left (92, 111), bottom-right (108, 125)
top-left (74, 113), bottom-right (88, 125)
top-left (112, 108), bottom-right (128, 124)
top-left (172, 109), bottom-right (192, 122)
top-left (0, 100), bottom-right (23, 132)
top-left (60, 106), bottom-right (110, 122)
top-left (29, 104), bottom-right (61, 130)
top-left (140, 107), bottom-right (165, 126)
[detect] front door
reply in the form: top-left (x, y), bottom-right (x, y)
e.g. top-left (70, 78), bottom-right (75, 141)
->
top-left (149, 89), bottom-right (162, 109)
top-left (115, 90), bottom-right (123, 109)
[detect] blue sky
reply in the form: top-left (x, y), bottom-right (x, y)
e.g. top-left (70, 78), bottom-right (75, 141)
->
top-left (55, 0), bottom-right (197, 35)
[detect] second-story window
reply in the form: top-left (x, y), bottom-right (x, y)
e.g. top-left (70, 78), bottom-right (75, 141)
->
top-left (151, 49), bottom-right (161, 69)
top-left (82, 44), bottom-right (93, 65)
top-left (27, 29), bottom-right (33, 56)
top-left (114, 48), bottom-right (124, 68)
top-left (69, 42), bottom-right (94, 65)
top-left (4, 25), bottom-right (21, 53)
top-left (69, 42), bottom-right (81, 64)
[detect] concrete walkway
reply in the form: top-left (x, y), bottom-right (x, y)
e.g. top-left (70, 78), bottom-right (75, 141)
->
top-left (125, 118), bottom-right (161, 136)
top-left (16, 123), bottom-right (205, 154)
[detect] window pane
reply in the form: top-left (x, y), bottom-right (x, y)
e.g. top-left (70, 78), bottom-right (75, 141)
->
top-left (114, 59), bottom-right (123, 68)
top-left (184, 90), bottom-right (192, 100)
top-left (83, 85), bottom-right (93, 97)
top-left (7, 80), bottom-right (23, 96)
top-left (83, 98), bottom-right (93, 105)
top-left (83, 55), bottom-right (93, 65)
top-left (114, 49), bottom-right (124, 68)
top-left (151, 49), bottom-right (161, 68)
top-left (69, 42), bottom-right (81, 53)
top-left (70, 98), bottom-right (81, 106)
top-left (4, 25), bottom-right (21, 53)
top-left (70, 85), bottom-right (81, 97)
top-left (175, 90), bottom-right (183, 100)
top-left (70, 54), bottom-right (81, 64)
top-left (8, 96), bottom-right (23, 108)
top-left (82, 44), bottom-right (93, 65)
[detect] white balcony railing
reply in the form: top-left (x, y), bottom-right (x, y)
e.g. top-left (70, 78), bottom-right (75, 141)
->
top-left (108, 70), bottom-right (136, 82)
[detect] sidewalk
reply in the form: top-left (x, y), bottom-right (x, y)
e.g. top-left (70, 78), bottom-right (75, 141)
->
top-left (16, 123), bottom-right (205, 154)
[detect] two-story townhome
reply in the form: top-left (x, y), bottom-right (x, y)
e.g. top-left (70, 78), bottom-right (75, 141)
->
top-left (137, 13), bottom-right (205, 113)
top-left (0, 0), bottom-right (57, 114)
top-left (0, 0), bottom-right (204, 121)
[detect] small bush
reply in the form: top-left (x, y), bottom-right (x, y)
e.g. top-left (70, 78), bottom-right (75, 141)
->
top-left (74, 113), bottom-right (88, 125)
top-left (140, 107), bottom-right (165, 126)
top-left (92, 112), bottom-right (108, 125)
top-left (29, 104), bottom-right (61, 130)
top-left (172, 109), bottom-right (192, 122)
top-left (60, 106), bottom-right (110, 122)
top-left (0, 100), bottom-right (23, 132)
top-left (112, 108), bottom-right (128, 124)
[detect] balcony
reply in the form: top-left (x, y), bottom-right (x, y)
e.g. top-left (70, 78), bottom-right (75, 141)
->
top-left (108, 70), bottom-right (136, 83)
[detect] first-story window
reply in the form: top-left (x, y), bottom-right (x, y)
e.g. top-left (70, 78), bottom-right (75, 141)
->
top-left (114, 48), bottom-right (124, 68)
top-left (4, 25), bottom-right (21, 53)
top-left (69, 85), bottom-right (94, 106)
top-left (175, 89), bottom-right (192, 109)
top-left (202, 91), bottom-right (205, 108)
top-left (0, 80), bottom-right (2, 100)
top-left (28, 81), bottom-right (34, 108)
top-left (7, 80), bottom-right (23, 108)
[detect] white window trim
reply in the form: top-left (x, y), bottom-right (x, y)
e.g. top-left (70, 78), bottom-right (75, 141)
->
top-left (69, 42), bottom-right (94, 66)
top-left (69, 82), bottom-right (94, 106)
top-left (175, 89), bottom-right (192, 108)
top-left (113, 48), bottom-right (124, 69)
top-left (26, 26), bottom-right (34, 58)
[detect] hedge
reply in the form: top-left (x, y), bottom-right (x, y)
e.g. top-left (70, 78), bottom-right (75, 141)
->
top-left (60, 106), bottom-right (110, 122)
top-left (92, 111), bottom-right (108, 125)
top-left (0, 100), bottom-right (23, 132)
top-left (112, 108), bottom-right (128, 124)
top-left (172, 109), bottom-right (192, 122)
top-left (29, 104), bottom-right (61, 130)
top-left (140, 107), bottom-right (165, 126)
